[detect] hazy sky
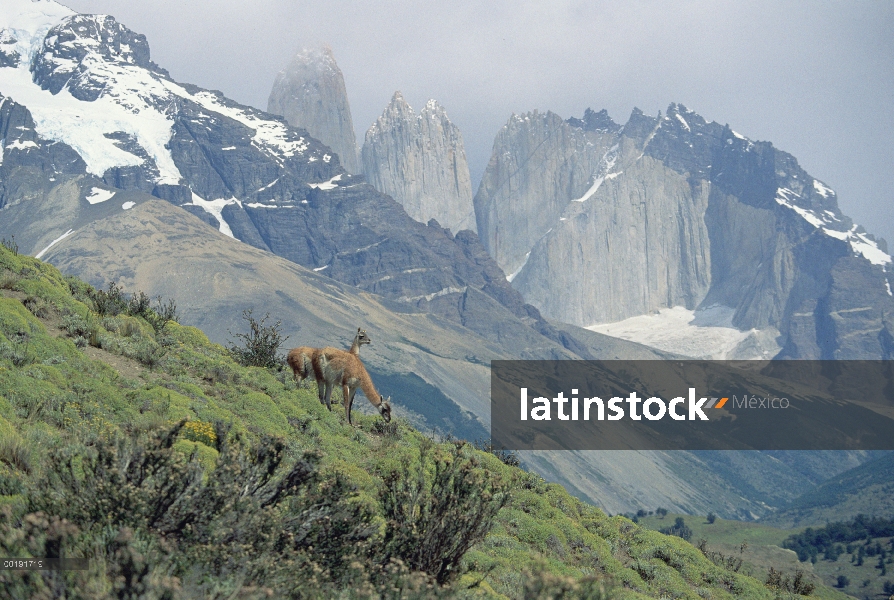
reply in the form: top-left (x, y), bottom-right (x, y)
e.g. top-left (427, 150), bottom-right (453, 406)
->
top-left (62, 0), bottom-right (894, 244)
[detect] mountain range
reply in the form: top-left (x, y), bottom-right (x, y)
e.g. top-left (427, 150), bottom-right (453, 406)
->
top-left (1, 0), bottom-right (891, 520)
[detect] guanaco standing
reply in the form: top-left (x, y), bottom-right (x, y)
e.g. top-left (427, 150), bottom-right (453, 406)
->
top-left (313, 342), bottom-right (391, 426)
top-left (287, 328), bottom-right (369, 388)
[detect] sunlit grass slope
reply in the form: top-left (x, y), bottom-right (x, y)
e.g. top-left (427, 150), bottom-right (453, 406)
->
top-left (0, 244), bottom-right (842, 599)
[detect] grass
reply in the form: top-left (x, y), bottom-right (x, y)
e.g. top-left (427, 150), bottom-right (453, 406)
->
top-left (635, 512), bottom-right (894, 600)
top-left (0, 244), bottom-right (853, 598)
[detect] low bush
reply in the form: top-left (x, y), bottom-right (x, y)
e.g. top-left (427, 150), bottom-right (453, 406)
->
top-left (765, 567), bottom-right (815, 595)
top-left (227, 309), bottom-right (288, 369)
top-left (4, 423), bottom-right (388, 597)
top-left (380, 439), bottom-right (510, 584)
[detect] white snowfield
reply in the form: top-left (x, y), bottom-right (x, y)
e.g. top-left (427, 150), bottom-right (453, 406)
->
top-left (0, 0), bottom-right (317, 187)
top-left (85, 186), bottom-right (115, 204)
top-left (587, 305), bottom-right (781, 360)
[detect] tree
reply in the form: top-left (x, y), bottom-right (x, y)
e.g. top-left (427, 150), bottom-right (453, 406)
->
top-left (836, 575), bottom-right (850, 588)
top-left (659, 516), bottom-right (692, 542)
top-left (227, 308), bottom-right (288, 368)
top-left (656, 507), bottom-right (668, 518)
top-left (706, 512), bottom-right (716, 524)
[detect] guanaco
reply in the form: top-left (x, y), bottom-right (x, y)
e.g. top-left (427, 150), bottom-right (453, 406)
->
top-left (313, 343), bottom-right (392, 426)
top-left (287, 328), bottom-right (369, 388)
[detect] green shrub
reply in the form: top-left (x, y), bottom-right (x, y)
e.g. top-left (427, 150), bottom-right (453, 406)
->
top-left (765, 567), bottom-right (815, 595)
top-left (91, 281), bottom-right (128, 316)
top-left (61, 313), bottom-right (91, 338)
top-left (0, 435), bottom-right (31, 474)
top-left (380, 439), bottom-right (510, 584)
top-left (0, 236), bottom-right (17, 256)
top-left (660, 516), bottom-right (693, 542)
top-left (23, 296), bottom-right (50, 319)
top-left (227, 309), bottom-right (288, 369)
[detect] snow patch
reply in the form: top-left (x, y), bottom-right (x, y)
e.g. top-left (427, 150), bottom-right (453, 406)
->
top-left (246, 202), bottom-right (292, 209)
top-left (775, 188), bottom-right (825, 228)
top-left (398, 286), bottom-right (467, 303)
top-left (312, 265), bottom-right (329, 272)
top-left (85, 187), bottom-right (115, 204)
top-left (256, 178), bottom-right (278, 192)
top-left (185, 192), bottom-right (236, 238)
top-left (4, 139), bottom-right (38, 151)
top-left (506, 252), bottom-right (531, 282)
top-left (35, 227), bottom-right (74, 259)
top-left (674, 113), bottom-right (690, 131)
top-left (776, 188), bottom-right (891, 266)
top-left (308, 173), bottom-right (342, 190)
top-left (572, 177), bottom-right (605, 203)
top-left (162, 81), bottom-right (309, 161)
top-left (121, 201), bottom-right (135, 210)
top-left (0, 41), bottom-right (183, 183)
top-left (572, 147), bottom-right (619, 203)
top-left (850, 231), bottom-right (891, 266)
top-left (813, 179), bottom-right (835, 198)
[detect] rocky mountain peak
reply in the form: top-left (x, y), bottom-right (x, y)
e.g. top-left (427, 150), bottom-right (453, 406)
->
top-left (267, 44), bottom-right (359, 173)
top-left (475, 101), bottom-right (894, 358)
top-left (32, 14), bottom-right (168, 100)
top-left (292, 45), bottom-right (337, 72)
top-left (620, 106), bottom-right (661, 145)
top-left (378, 90), bottom-right (413, 122)
top-left (567, 108), bottom-right (619, 133)
top-left (362, 92), bottom-right (476, 233)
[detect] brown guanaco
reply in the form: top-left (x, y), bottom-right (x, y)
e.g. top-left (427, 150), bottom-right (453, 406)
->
top-left (287, 328), bottom-right (369, 389)
top-left (313, 334), bottom-right (391, 425)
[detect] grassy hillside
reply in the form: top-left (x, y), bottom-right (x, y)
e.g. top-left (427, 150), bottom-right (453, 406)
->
top-left (0, 243), bottom-right (844, 598)
top-left (761, 452), bottom-right (894, 529)
top-left (636, 512), bottom-right (894, 600)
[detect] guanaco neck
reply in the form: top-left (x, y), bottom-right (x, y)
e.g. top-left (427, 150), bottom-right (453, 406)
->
top-left (355, 360), bottom-right (383, 408)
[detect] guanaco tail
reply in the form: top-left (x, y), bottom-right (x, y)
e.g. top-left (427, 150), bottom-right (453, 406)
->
top-left (287, 327), bottom-right (369, 388)
top-left (313, 337), bottom-right (391, 425)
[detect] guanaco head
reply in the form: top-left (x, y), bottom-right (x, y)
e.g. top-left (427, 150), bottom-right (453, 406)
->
top-left (353, 327), bottom-right (371, 348)
top-left (379, 396), bottom-right (392, 423)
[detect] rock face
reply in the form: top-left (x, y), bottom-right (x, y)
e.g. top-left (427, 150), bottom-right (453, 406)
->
top-left (267, 46), bottom-right (359, 174)
top-left (475, 103), bottom-right (894, 358)
top-left (362, 92), bottom-right (476, 233)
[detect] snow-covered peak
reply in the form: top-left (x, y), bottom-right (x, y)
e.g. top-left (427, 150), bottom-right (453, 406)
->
top-left (0, 0), bottom-right (72, 67)
top-left (0, 2), bottom-right (324, 186)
